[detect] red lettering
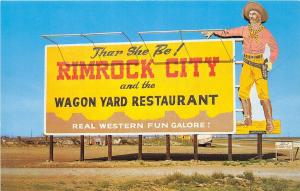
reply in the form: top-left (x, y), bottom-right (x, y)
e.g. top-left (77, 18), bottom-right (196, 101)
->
top-left (95, 61), bottom-right (109, 79)
top-left (57, 62), bottom-right (71, 80)
top-left (180, 58), bottom-right (187, 77)
top-left (166, 58), bottom-right (178, 78)
top-left (111, 60), bottom-right (124, 79)
top-left (205, 57), bottom-right (219, 77)
top-left (72, 62), bottom-right (78, 80)
top-left (141, 59), bottom-right (154, 78)
top-left (126, 60), bottom-right (139, 79)
top-left (189, 57), bottom-right (202, 77)
top-left (56, 57), bottom-right (219, 80)
top-left (80, 61), bottom-right (95, 79)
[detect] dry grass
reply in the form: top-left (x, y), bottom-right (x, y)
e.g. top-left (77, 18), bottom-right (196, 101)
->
top-left (2, 172), bottom-right (300, 191)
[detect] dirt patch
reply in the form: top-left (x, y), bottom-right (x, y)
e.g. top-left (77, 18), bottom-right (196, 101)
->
top-left (3, 138), bottom-right (299, 168)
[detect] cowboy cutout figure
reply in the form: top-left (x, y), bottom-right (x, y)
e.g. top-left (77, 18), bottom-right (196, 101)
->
top-left (202, 2), bottom-right (279, 133)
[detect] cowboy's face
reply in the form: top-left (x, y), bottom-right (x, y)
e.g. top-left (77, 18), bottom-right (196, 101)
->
top-left (249, 10), bottom-right (261, 24)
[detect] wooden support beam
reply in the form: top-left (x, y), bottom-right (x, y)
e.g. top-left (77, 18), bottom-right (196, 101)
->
top-left (80, 135), bottom-right (85, 161)
top-left (107, 135), bottom-right (112, 161)
top-left (166, 135), bottom-right (171, 160)
top-left (49, 135), bottom-right (54, 161)
top-left (228, 134), bottom-right (233, 161)
top-left (105, 135), bottom-right (108, 146)
top-left (193, 134), bottom-right (198, 160)
top-left (257, 133), bottom-right (263, 159)
top-left (138, 135), bottom-right (143, 160)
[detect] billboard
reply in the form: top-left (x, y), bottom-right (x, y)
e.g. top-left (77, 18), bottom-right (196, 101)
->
top-left (44, 39), bottom-right (235, 135)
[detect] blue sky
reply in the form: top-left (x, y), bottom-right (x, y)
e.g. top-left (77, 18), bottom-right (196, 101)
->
top-left (1, 1), bottom-right (300, 137)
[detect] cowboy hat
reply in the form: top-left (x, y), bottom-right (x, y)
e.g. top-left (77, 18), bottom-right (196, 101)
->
top-left (243, 1), bottom-right (268, 22)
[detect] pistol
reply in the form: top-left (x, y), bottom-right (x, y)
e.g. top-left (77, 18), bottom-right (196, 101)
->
top-left (261, 58), bottom-right (268, 80)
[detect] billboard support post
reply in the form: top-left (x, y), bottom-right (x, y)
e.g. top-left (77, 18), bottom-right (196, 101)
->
top-left (108, 135), bottom-right (112, 161)
top-left (193, 134), bottom-right (198, 160)
top-left (257, 134), bottom-right (263, 159)
top-left (49, 135), bottom-right (54, 161)
top-left (166, 135), bottom-right (171, 160)
top-left (138, 135), bottom-right (143, 160)
top-left (80, 135), bottom-right (84, 161)
top-left (228, 134), bottom-right (233, 161)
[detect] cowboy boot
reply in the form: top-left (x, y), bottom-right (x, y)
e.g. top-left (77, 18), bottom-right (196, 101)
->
top-left (240, 99), bottom-right (252, 126)
top-left (260, 99), bottom-right (274, 133)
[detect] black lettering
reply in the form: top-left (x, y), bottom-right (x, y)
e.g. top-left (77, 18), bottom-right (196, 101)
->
top-left (114, 97), bottom-right (120, 106)
top-left (161, 96), bottom-right (168, 106)
top-left (91, 47), bottom-right (101, 59)
top-left (169, 96), bottom-right (176, 105)
top-left (177, 95), bottom-right (185, 105)
top-left (187, 95), bottom-right (197, 105)
top-left (199, 95), bottom-right (208, 105)
top-left (100, 97), bottom-right (107, 107)
top-left (65, 98), bottom-right (72, 107)
top-left (147, 96), bottom-right (154, 106)
top-left (120, 97), bottom-right (128, 106)
top-left (140, 96), bottom-right (146, 106)
top-left (55, 97), bottom-right (65, 107)
top-left (73, 97), bottom-right (80, 107)
top-left (132, 96), bottom-right (139, 106)
top-left (209, 94), bottom-right (218, 105)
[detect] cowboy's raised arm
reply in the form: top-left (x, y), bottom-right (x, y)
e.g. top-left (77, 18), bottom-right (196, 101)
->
top-left (202, 26), bottom-right (245, 39)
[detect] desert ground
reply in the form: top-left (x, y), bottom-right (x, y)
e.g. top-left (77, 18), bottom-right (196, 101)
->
top-left (1, 137), bottom-right (300, 190)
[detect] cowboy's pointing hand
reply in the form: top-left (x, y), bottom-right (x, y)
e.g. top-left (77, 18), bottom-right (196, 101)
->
top-left (201, 31), bottom-right (214, 39)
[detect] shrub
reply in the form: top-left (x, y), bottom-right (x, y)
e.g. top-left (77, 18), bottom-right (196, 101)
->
top-left (118, 180), bottom-right (140, 190)
top-left (226, 177), bottom-right (240, 186)
top-left (261, 177), bottom-right (289, 191)
top-left (191, 173), bottom-right (211, 184)
top-left (164, 172), bottom-right (191, 184)
top-left (243, 171), bottom-right (255, 182)
top-left (212, 172), bottom-right (226, 179)
top-left (98, 181), bottom-right (110, 188)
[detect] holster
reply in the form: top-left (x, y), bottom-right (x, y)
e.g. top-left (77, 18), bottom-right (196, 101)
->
top-left (243, 58), bottom-right (268, 80)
